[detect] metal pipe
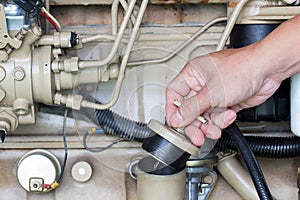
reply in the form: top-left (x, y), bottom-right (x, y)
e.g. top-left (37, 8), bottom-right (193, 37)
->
top-left (216, 0), bottom-right (249, 51)
top-left (80, 0), bottom-right (149, 110)
top-left (78, 0), bottom-right (137, 69)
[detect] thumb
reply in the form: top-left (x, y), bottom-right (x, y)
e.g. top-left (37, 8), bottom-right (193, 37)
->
top-left (169, 86), bottom-right (211, 127)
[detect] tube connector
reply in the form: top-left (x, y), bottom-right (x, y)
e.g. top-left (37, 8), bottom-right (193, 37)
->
top-left (54, 93), bottom-right (83, 110)
top-left (63, 57), bottom-right (79, 72)
top-left (54, 32), bottom-right (73, 48)
top-left (36, 32), bottom-right (78, 48)
top-left (52, 57), bottom-right (79, 73)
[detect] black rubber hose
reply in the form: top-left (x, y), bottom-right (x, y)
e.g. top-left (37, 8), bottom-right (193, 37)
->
top-left (78, 92), bottom-right (151, 142)
top-left (80, 106), bottom-right (151, 142)
top-left (215, 131), bottom-right (300, 159)
top-left (37, 102), bottom-right (150, 142)
top-left (225, 123), bottom-right (272, 200)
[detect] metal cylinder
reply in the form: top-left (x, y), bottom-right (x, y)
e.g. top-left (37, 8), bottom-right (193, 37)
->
top-left (137, 157), bottom-right (186, 200)
top-left (16, 149), bottom-right (61, 192)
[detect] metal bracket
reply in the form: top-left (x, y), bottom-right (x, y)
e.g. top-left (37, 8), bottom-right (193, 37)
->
top-left (198, 171), bottom-right (217, 200)
top-left (186, 156), bottom-right (218, 200)
top-left (0, 4), bottom-right (22, 50)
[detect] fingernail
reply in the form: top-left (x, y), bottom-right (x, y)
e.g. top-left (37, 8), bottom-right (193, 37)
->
top-left (225, 111), bottom-right (236, 123)
top-left (170, 110), bottom-right (183, 127)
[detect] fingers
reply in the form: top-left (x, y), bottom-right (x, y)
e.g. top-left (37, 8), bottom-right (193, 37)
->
top-left (184, 124), bottom-right (205, 146)
top-left (166, 72), bottom-right (194, 125)
top-left (183, 108), bottom-right (236, 146)
top-left (169, 86), bottom-right (211, 127)
top-left (184, 121), bottom-right (221, 146)
top-left (166, 57), bottom-right (207, 126)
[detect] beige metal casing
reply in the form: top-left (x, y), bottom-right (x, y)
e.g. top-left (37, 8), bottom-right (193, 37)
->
top-left (0, 25), bottom-right (45, 130)
top-left (137, 168), bottom-right (186, 200)
top-left (217, 153), bottom-right (260, 200)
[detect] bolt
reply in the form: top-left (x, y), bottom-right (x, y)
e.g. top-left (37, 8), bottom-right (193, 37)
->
top-left (202, 174), bottom-right (213, 185)
top-left (13, 67), bottom-right (25, 81)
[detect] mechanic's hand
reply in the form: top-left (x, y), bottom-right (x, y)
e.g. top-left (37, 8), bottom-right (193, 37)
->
top-left (166, 47), bottom-right (282, 146)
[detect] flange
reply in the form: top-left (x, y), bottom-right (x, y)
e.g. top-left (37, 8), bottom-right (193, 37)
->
top-left (148, 119), bottom-right (200, 156)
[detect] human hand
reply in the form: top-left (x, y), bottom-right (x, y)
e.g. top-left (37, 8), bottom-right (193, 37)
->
top-left (166, 48), bottom-right (282, 146)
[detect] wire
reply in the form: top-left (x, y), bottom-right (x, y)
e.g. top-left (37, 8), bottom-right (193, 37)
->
top-left (40, 11), bottom-right (59, 32)
top-left (41, 7), bottom-right (62, 32)
top-left (127, 17), bottom-right (227, 66)
top-left (216, 0), bottom-right (249, 51)
top-left (83, 132), bottom-right (124, 153)
top-left (56, 109), bottom-right (68, 184)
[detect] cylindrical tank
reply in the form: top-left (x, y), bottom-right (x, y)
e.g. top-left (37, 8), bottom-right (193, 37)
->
top-left (137, 156), bottom-right (186, 200)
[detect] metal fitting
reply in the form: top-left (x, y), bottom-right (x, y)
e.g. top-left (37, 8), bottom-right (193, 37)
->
top-left (0, 109), bottom-right (18, 132)
top-left (63, 57), bottom-right (79, 72)
top-left (53, 32), bottom-right (73, 48)
top-left (12, 99), bottom-right (30, 115)
top-left (54, 93), bottom-right (83, 110)
top-left (54, 93), bottom-right (64, 105)
top-left (109, 64), bottom-right (120, 79)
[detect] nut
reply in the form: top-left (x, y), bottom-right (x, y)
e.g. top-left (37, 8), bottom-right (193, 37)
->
top-left (0, 109), bottom-right (18, 132)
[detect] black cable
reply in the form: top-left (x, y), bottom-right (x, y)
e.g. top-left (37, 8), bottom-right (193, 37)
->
top-left (225, 123), bottom-right (273, 200)
top-left (215, 132), bottom-right (300, 159)
top-left (56, 109), bottom-right (68, 183)
top-left (83, 132), bottom-right (124, 153)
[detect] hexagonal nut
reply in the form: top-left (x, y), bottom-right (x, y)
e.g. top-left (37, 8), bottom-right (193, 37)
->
top-left (64, 57), bottom-right (79, 72)
top-left (54, 93), bottom-right (63, 104)
top-left (0, 110), bottom-right (18, 132)
top-left (66, 94), bottom-right (83, 110)
top-left (109, 64), bottom-right (119, 79)
top-left (0, 121), bottom-right (10, 134)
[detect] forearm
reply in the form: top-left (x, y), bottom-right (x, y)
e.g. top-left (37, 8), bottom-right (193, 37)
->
top-left (252, 15), bottom-right (300, 82)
